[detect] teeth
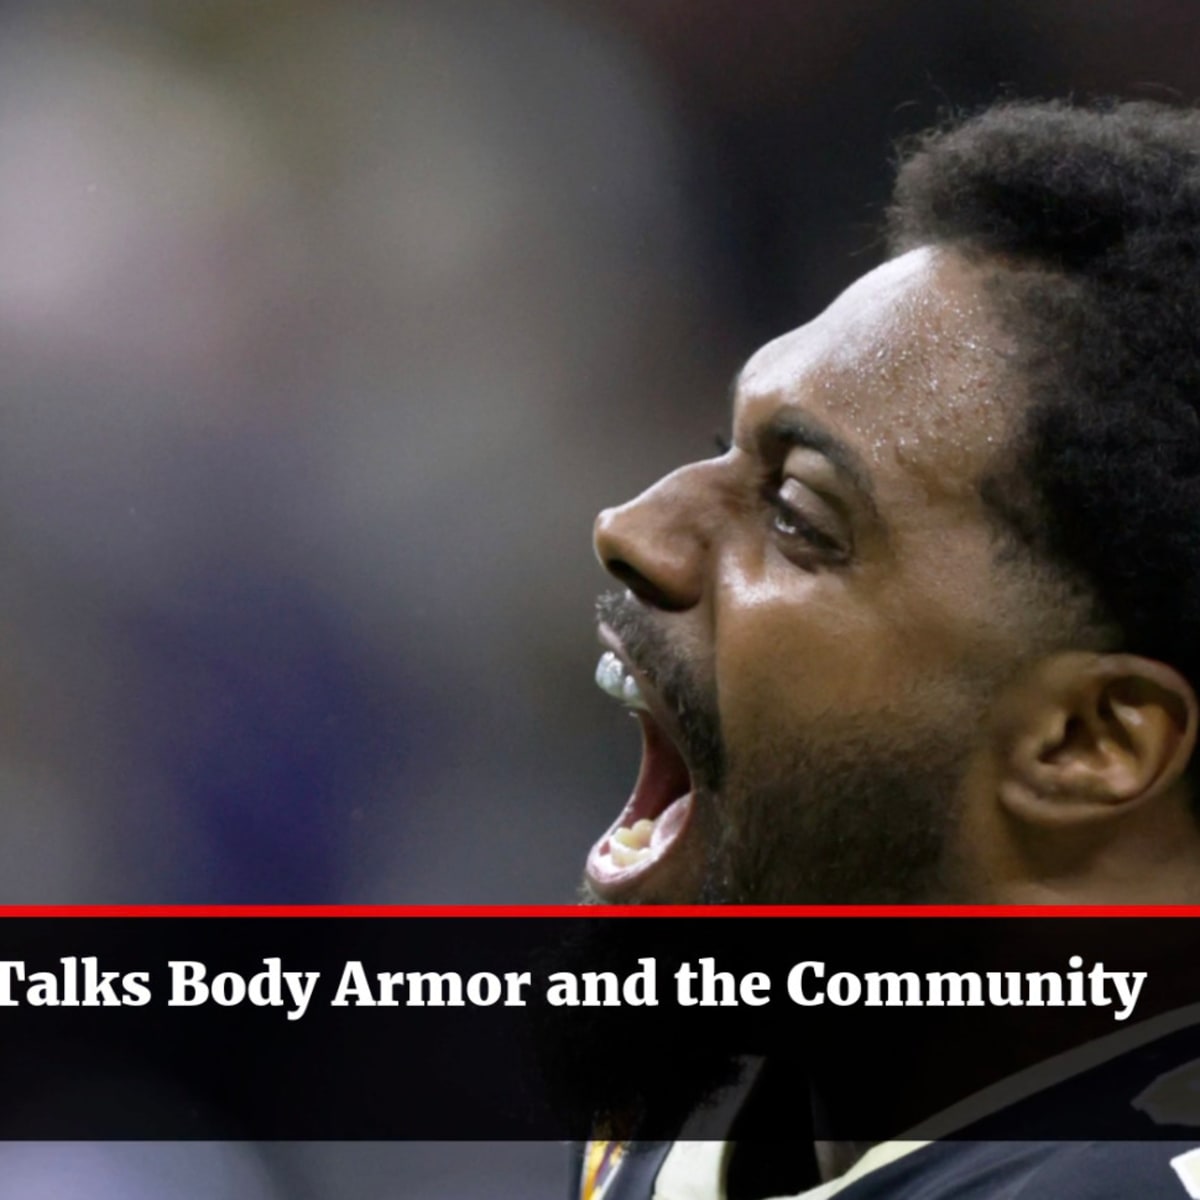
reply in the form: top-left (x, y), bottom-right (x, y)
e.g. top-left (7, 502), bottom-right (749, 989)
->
top-left (611, 843), bottom-right (650, 868)
top-left (609, 817), bottom-right (656, 865)
top-left (595, 651), bottom-right (623, 696)
top-left (594, 651), bottom-right (648, 711)
top-left (612, 823), bottom-right (651, 850)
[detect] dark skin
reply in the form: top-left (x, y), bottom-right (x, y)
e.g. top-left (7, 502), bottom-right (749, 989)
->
top-left (592, 246), bottom-right (1200, 904)
top-left (588, 244), bottom-right (1200, 1179)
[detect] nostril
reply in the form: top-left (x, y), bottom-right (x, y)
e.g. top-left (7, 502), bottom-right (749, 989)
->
top-left (606, 557), bottom-right (689, 612)
top-left (606, 557), bottom-right (641, 592)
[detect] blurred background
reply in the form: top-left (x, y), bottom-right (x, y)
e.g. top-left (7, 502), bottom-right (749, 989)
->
top-left (0, 0), bottom-right (1196, 1194)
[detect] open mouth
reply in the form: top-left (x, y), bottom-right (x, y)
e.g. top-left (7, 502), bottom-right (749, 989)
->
top-left (586, 630), bottom-right (697, 900)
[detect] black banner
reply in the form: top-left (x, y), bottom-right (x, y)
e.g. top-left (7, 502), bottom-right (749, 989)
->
top-left (0, 916), bottom-right (1196, 1139)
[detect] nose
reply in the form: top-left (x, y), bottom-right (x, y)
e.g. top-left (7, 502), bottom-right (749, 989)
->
top-left (593, 462), bottom-right (711, 612)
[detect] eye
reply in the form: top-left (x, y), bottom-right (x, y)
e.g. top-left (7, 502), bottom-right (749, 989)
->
top-left (713, 432), bottom-right (731, 455)
top-left (767, 479), bottom-right (848, 562)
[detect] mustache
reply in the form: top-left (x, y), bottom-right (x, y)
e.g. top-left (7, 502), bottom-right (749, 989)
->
top-left (594, 591), bottom-right (725, 790)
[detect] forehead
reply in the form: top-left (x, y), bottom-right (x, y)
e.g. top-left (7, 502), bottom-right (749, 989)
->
top-left (736, 246), bottom-right (1014, 497)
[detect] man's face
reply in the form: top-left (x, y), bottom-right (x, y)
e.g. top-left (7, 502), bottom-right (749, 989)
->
top-left (585, 245), bottom-right (1044, 905)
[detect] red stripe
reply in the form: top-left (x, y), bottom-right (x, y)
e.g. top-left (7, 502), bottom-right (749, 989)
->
top-left (0, 904), bottom-right (1196, 918)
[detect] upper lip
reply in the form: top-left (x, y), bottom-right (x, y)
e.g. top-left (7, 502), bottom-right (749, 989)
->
top-left (597, 622), bottom-right (692, 765)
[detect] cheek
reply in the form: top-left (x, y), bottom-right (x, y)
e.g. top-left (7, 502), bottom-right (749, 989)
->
top-left (712, 565), bottom-right (906, 751)
top-left (880, 527), bottom-right (1028, 675)
top-left (712, 552), bottom-right (994, 758)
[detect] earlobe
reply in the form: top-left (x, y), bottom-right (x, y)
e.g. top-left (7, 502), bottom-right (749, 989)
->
top-left (997, 653), bottom-right (1198, 827)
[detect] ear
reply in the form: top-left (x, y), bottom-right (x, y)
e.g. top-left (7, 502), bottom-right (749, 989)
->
top-left (996, 652), bottom-right (1198, 827)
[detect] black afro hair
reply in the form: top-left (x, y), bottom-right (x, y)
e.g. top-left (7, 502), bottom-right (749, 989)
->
top-left (889, 99), bottom-right (1200, 698)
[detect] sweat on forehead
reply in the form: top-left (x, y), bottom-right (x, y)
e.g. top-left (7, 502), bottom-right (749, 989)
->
top-left (734, 246), bottom-right (1016, 485)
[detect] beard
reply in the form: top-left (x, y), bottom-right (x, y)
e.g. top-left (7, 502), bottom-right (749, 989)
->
top-left (530, 914), bottom-right (752, 1141)
top-left (703, 720), bottom-right (974, 904)
top-left (594, 590), bottom-right (977, 906)
top-left (550, 595), bottom-right (982, 1135)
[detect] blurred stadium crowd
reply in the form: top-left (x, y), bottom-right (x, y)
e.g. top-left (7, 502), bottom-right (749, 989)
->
top-left (0, 1), bottom-right (1198, 1192)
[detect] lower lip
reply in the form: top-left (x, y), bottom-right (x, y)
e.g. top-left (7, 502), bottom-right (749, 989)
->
top-left (584, 792), bottom-right (695, 900)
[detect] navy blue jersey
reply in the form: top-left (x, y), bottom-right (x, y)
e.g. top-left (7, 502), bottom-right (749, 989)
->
top-left (579, 1140), bottom-right (1200, 1200)
top-left (577, 1010), bottom-right (1200, 1199)
top-left (810, 1141), bottom-right (1200, 1200)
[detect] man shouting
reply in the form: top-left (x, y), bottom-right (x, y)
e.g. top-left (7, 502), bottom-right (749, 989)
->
top-left (590, 99), bottom-right (1200, 912)
top-left (579, 98), bottom-right (1200, 1199)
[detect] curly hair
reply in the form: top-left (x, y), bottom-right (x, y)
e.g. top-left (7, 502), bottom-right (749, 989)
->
top-left (889, 99), bottom-right (1200, 695)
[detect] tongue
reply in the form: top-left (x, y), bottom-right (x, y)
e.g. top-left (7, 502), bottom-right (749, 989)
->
top-left (588, 790), bottom-right (695, 891)
top-left (585, 714), bottom-right (695, 891)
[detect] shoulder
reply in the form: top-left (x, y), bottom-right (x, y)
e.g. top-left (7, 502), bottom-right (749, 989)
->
top-left (1008, 1142), bottom-right (1200, 1200)
top-left (807, 1141), bottom-right (1200, 1200)
top-left (871, 1141), bottom-right (1200, 1200)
